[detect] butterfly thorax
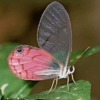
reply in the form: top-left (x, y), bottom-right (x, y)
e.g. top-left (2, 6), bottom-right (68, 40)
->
top-left (59, 65), bottom-right (75, 78)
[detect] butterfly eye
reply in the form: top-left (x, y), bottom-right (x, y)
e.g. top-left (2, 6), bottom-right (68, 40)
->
top-left (16, 48), bottom-right (23, 53)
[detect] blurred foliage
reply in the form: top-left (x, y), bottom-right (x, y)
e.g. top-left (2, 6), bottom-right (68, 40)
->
top-left (23, 80), bottom-right (91, 100)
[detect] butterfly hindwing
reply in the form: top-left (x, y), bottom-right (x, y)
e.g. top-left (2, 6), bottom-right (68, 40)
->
top-left (8, 46), bottom-right (60, 80)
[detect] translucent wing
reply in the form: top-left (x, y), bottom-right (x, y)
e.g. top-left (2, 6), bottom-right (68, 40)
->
top-left (37, 1), bottom-right (72, 67)
top-left (8, 45), bottom-right (60, 80)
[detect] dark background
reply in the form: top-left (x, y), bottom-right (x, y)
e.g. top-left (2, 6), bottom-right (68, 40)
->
top-left (0, 0), bottom-right (100, 100)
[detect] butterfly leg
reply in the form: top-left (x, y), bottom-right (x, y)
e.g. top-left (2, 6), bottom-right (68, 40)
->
top-left (53, 77), bottom-right (59, 90)
top-left (69, 65), bottom-right (77, 84)
top-left (71, 73), bottom-right (77, 84)
top-left (67, 75), bottom-right (69, 91)
top-left (46, 78), bottom-right (56, 94)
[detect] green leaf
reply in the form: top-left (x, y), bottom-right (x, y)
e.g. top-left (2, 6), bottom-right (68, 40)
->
top-left (23, 80), bottom-right (91, 100)
top-left (69, 46), bottom-right (100, 65)
top-left (0, 43), bottom-right (37, 99)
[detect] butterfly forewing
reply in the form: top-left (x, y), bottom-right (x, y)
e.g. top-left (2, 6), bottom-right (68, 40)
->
top-left (37, 1), bottom-right (72, 66)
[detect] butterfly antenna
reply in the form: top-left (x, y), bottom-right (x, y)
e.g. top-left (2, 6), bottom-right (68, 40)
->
top-left (70, 46), bottom-right (90, 84)
top-left (72, 46), bottom-right (91, 65)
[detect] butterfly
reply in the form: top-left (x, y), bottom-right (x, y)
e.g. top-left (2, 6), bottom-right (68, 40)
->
top-left (8, 1), bottom-right (76, 93)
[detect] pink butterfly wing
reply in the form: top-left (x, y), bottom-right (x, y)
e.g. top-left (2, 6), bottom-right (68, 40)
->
top-left (8, 46), bottom-right (60, 80)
